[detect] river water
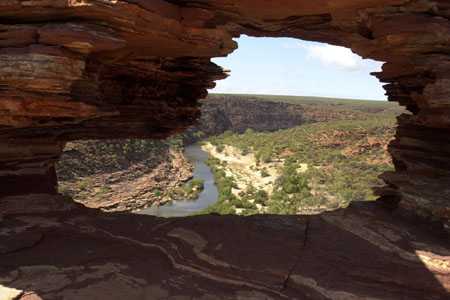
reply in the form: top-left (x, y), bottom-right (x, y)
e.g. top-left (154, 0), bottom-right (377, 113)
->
top-left (138, 144), bottom-right (218, 217)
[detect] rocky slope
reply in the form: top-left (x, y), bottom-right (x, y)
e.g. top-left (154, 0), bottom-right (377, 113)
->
top-left (57, 139), bottom-right (192, 212)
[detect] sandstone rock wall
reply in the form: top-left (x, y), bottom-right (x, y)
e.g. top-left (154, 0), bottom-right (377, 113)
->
top-left (1, 1), bottom-right (450, 298)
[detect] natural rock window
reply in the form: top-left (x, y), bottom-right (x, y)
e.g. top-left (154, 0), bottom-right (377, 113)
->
top-left (0, 1), bottom-right (449, 299)
top-left (56, 37), bottom-right (402, 219)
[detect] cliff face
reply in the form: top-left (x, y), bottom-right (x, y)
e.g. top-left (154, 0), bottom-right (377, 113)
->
top-left (185, 96), bottom-right (307, 142)
top-left (1, 1), bottom-right (450, 298)
top-left (185, 94), bottom-right (397, 143)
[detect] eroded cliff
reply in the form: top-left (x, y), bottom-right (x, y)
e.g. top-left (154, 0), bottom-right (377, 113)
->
top-left (57, 139), bottom-right (192, 211)
top-left (184, 94), bottom-right (384, 143)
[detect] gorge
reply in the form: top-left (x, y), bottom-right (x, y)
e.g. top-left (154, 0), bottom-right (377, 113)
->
top-left (56, 95), bottom-right (402, 215)
top-left (1, 1), bottom-right (450, 299)
top-left (56, 95), bottom-right (316, 212)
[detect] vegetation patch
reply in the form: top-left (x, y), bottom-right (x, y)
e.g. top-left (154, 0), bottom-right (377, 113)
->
top-left (201, 116), bottom-right (396, 215)
top-left (57, 137), bottom-right (193, 212)
top-left (170, 179), bottom-right (205, 201)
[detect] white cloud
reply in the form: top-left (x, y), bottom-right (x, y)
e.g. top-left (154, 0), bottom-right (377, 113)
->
top-left (303, 43), bottom-right (363, 71)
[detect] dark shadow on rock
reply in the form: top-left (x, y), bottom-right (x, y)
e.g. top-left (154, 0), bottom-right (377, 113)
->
top-left (0, 197), bottom-right (448, 299)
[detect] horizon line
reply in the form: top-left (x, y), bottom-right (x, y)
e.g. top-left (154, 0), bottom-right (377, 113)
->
top-left (208, 92), bottom-right (388, 102)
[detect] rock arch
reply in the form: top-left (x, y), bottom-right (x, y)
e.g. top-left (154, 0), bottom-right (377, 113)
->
top-left (1, 0), bottom-right (448, 229)
top-left (0, 1), bottom-right (449, 298)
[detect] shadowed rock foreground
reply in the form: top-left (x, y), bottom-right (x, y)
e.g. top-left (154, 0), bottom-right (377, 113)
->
top-left (1, 198), bottom-right (449, 299)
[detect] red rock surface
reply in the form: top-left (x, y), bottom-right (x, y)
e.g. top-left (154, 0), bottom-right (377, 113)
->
top-left (0, 0), bottom-right (449, 225)
top-left (0, 199), bottom-right (449, 299)
top-left (0, 0), bottom-right (449, 298)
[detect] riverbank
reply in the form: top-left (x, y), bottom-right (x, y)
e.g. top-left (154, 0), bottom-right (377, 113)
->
top-left (200, 117), bottom-right (396, 216)
top-left (202, 143), bottom-right (282, 195)
top-left (138, 144), bottom-right (218, 217)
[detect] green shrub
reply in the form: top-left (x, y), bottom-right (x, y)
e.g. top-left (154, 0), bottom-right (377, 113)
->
top-left (260, 169), bottom-right (270, 177)
top-left (216, 144), bottom-right (225, 153)
top-left (241, 147), bottom-right (250, 156)
top-left (153, 189), bottom-right (162, 197)
top-left (254, 190), bottom-right (269, 205)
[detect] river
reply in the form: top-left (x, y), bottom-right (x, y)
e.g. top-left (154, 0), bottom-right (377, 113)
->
top-left (138, 144), bottom-right (218, 217)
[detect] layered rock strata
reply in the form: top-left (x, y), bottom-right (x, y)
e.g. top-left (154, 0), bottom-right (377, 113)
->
top-left (0, 0), bottom-right (450, 298)
top-left (0, 200), bottom-right (449, 300)
top-left (0, 1), bottom-right (449, 228)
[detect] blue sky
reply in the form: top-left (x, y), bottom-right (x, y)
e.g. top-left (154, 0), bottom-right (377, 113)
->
top-left (210, 36), bottom-right (387, 100)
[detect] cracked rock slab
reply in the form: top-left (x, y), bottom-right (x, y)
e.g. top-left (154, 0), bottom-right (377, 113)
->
top-left (0, 199), bottom-right (448, 300)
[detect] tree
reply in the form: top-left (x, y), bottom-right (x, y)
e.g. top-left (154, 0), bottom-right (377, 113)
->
top-left (254, 190), bottom-right (268, 205)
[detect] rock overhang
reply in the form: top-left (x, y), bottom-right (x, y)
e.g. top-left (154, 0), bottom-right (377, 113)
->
top-left (0, 1), bottom-right (449, 298)
top-left (1, 0), bottom-right (449, 225)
